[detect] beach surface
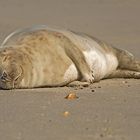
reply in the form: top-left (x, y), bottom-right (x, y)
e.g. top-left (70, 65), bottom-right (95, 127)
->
top-left (0, 0), bottom-right (140, 140)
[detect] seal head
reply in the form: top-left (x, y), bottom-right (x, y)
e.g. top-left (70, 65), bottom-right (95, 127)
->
top-left (0, 49), bottom-right (23, 89)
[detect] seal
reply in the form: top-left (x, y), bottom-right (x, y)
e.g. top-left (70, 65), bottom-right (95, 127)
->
top-left (0, 25), bottom-right (140, 89)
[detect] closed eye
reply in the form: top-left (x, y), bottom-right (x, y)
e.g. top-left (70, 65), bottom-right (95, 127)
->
top-left (14, 76), bottom-right (19, 81)
top-left (14, 73), bottom-right (21, 82)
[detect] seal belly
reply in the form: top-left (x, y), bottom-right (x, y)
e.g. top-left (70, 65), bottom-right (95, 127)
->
top-left (83, 50), bottom-right (118, 80)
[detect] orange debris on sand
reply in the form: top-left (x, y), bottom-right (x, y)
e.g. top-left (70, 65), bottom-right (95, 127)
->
top-left (63, 111), bottom-right (70, 117)
top-left (65, 92), bottom-right (79, 100)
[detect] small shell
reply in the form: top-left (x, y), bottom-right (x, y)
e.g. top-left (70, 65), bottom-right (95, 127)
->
top-left (63, 111), bottom-right (70, 117)
top-left (65, 92), bottom-right (79, 99)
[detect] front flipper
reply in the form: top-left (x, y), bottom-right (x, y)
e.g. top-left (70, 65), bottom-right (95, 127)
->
top-left (62, 36), bottom-right (94, 83)
top-left (81, 70), bottom-right (95, 83)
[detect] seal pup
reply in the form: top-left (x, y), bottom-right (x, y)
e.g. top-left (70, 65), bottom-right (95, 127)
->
top-left (0, 25), bottom-right (139, 89)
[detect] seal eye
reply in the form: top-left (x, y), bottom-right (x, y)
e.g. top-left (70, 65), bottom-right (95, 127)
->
top-left (1, 71), bottom-right (8, 81)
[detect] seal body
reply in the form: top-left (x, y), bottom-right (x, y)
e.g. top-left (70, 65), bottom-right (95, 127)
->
top-left (59, 31), bottom-right (119, 80)
top-left (0, 25), bottom-right (139, 89)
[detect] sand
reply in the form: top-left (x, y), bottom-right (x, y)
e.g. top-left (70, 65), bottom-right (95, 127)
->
top-left (0, 0), bottom-right (140, 140)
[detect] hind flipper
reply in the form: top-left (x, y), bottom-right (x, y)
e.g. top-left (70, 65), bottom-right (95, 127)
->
top-left (117, 49), bottom-right (140, 72)
top-left (108, 69), bottom-right (140, 79)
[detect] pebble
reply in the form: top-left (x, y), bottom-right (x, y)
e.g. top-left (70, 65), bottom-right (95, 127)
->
top-left (63, 111), bottom-right (70, 117)
top-left (65, 92), bottom-right (79, 99)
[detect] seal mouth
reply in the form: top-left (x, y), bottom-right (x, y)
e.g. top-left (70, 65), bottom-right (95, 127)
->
top-left (0, 76), bottom-right (22, 90)
top-left (0, 83), bottom-right (13, 90)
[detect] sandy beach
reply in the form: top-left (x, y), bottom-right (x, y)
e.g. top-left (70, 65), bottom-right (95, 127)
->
top-left (0, 0), bottom-right (140, 140)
